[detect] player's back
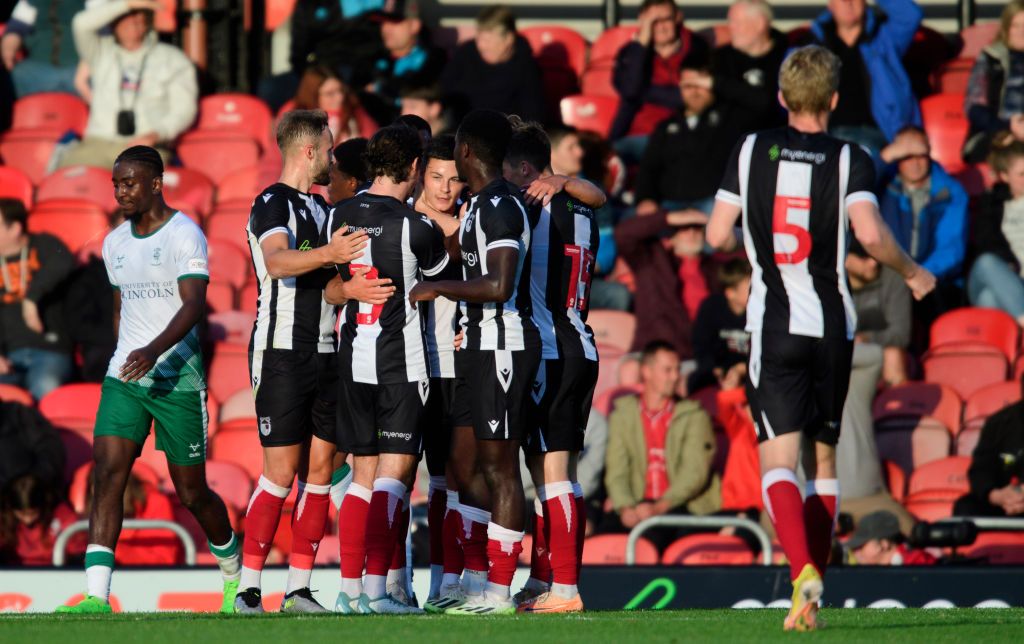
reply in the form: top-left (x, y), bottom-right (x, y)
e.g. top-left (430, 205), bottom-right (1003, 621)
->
top-left (718, 127), bottom-right (876, 340)
top-left (330, 193), bottom-right (449, 384)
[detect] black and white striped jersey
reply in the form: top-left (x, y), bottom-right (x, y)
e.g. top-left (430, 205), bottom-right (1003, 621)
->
top-left (246, 183), bottom-right (335, 353)
top-left (527, 191), bottom-right (599, 361)
top-left (458, 179), bottom-right (539, 352)
top-left (329, 193), bottom-right (450, 385)
top-left (716, 127), bottom-right (877, 341)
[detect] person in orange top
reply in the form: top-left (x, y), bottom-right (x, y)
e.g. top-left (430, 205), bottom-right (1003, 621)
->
top-left (716, 370), bottom-right (762, 514)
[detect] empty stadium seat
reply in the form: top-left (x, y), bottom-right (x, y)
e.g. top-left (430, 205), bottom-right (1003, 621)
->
top-left (581, 534), bottom-right (658, 564)
top-left (560, 95), bottom-right (619, 138)
top-left (930, 307), bottom-right (1019, 363)
top-left (207, 342), bottom-right (251, 403)
top-left (39, 383), bottom-right (102, 435)
top-left (920, 93), bottom-right (970, 174)
top-left (28, 200), bottom-right (110, 253)
top-left (36, 165), bottom-right (117, 212)
top-left (205, 460), bottom-right (253, 511)
top-left (178, 131), bottom-right (262, 185)
top-left (907, 456), bottom-right (971, 496)
top-left (931, 57), bottom-right (974, 94)
top-left (69, 460), bottom-right (163, 513)
top-left (963, 380), bottom-right (1022, 435)
top-left (205, 208), bottom-right (249, 247)
top-left (163, 167), bottom-right (216, 220)
top-left (589, 25), bottom-right (638, 67)
top-left (210, 421), bottom-right (262, 480)
top-left (219, 388), bottom-right (256, 423)
top-left (876, 425), bottom-right (952, 476)
top-left (588, 310), bottom-right (636, 352)
top-left (873, 382), bottom-right (963, 436)
top-left (0, 166), bottom-right (34, 207)
top-left (206, 282), bottom-right (236, 313)
top-left (208, 310), bottom-right (255, 345)
top-left (961, 531), bottom-right (1024, 564)
top-left (903, 494), bottom-right (954, 522)
top-left (195, 94), bottom-right (274, 152)
top-left (9, 92), bottom-right (88, 136)
top-left (959, 22), bottom-right (999, 60)
top-left (216, 165), bottom-right (261, 205)
top-left (661, 534), bottom-right (755, 565)
top-left (208, 238), bottom-right (251, 290)
top-left (883, 460), bottom-right (907, 503)
top-left (0, 383), bottom-right (33, 406)
top-left (0, 133), bottom-right (58, 185)
top-left (521, 26), bottom-right (589, 77)
top-left (136, 433), bottom-right (172, 488)
top-left (956, 426), bottom-right (982, 457)
top-left (922, 348), bottom-right (1008, 400)
top-left (580, 64), bottom-right (617, 97)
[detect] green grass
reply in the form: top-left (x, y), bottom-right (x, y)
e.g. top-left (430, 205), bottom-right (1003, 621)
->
top-left (3, 610), bottom-right (1024, 643)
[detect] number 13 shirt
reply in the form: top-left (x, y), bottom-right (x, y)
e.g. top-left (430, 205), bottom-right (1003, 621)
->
top-left (716, 127), bottom-right (877, 341)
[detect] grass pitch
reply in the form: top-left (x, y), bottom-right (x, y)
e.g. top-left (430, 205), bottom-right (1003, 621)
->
top-left (3, 609), bottom-right (1024, 643)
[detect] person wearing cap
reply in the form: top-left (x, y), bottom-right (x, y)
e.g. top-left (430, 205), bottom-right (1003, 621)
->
top-left (847, 511), bottom-right (936, 565)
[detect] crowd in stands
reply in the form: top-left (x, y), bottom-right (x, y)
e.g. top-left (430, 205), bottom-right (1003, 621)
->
top-left (2, 0), bottom-right (1024, 569)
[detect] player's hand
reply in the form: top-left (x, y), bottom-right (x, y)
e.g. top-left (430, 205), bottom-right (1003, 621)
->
top-left (453, 328), bottom-right (465, 351)
top-left (524, 175), bottom-right (569, 207)
top-left (345, 265), bottom-right (395, 305)
top-left (408, 281), bottom-right (438, 305)
top-left (903, 265), bottom-right (937, 301)
top-left (325, 226), bottom-right (368, 264)
top-left (0, 355), bottom-right (11, 375)
top-left (120, 346), bottom-right (158, 382)
top-left (636, 10), bottom-right (654, 46)
top-left (21, 299), bottom-right (44, 334)
top-left (666, 209), bottom-right (709, 228)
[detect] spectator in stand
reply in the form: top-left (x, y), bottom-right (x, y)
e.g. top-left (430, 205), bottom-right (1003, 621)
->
top-left (328, 137), bottom-right (369, 204)
top-left (0, 199), bottom-right (75, 400)
top-left (716, 373), bottom-right (761, 516)
top-left (963, 1), bottom-right (1024, 164)
top-left (802, 0), bottom-right (922, 154)
top-left (399, 84), bottom-right (449, 135)
top-left (711, 0), bottom-right (788, 131)
top-left (847, 240), bottom-right (912, 387)
top-left (60, 245), bottom-right (115, 383)
top-left (968, 137), bottom-right (1024, 326)
top-left (294, 66), bottom-right (377, 144)
top-left (0, 399), bottom-right (64, 490)
top-left (954, 395), bottom-right (1024, 518)
top-left (440, 6), bottom-right (545, 124)
top-left (610, 0), bottom-right (710, 161)
top-left (689, 257), bottom-right (751, 393)
top-left (291, 0), bottom-right (384, 94)
top-left (1, 0), bottom-right (81, 97)
top-left (0, 473), bottom-right (84, 565)
top-left (603, 341), bottom-right (720, 551)
top-left (634, 58), bottom-right (748, 217)
top-left (615, 207), bottom-right (719, 361)
top-left (58, 0), bottom-right (196, 169)
top-left (847, 510), bottom-right (937, 565)
top-left (85, 471), bottom-right (182, 565)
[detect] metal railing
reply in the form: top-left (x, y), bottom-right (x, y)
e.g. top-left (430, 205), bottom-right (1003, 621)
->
top-left (52, 520), bottom-right (198, 567)
top-left (941, 517), bottom-right (1024, 532)
top-left (625, 515), bottom-right (774, 566)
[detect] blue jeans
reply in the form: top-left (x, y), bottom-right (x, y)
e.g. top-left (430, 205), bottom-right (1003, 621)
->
top-left (11, 61), bottom-right (78, 98)
top-left (0, 347), bottom-right (73, 400)
top-left (968, 253), bottom-right (1024, 319)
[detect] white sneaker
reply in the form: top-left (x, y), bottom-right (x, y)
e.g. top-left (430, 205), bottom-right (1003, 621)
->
top-left (445, 593), bottom-right (516, 616)
top-left (424, 583), bottom-right (466, 613)
top-left (335, 591), bottom-right (364, 614)
top-left (387, 582), bottom-right (410, 606)
top-left (360, 593), bottom-right (425, 615)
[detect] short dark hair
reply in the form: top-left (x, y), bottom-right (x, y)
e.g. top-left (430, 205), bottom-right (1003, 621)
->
top-left (0, 198), bottom-right (28, 229)
top-left (114, 145), bottom-right (164, 176)
top-left (640, 0), bottom-right (678, 14)
top-left (476, 5), bottom-right (516, 33)
top-left (364, 125), bottom-right (422, 183)
top-left (426, 133), bottom-right (456, 162)
top-left (456, 109), bottom-right (513, 172)
top-left (506, 117), bottom-right (550, 174)
top-left (276, 109), bottom-right (329, 152)
top-left (547, 125), bottom-right (577, 148)
top-left (641, 340), bottom-right (679, 365)
top-left (718, 257), bottom-right (752, 288)
top-left (400, 83), bottom-right (443, 103)
top-left (395, 113), bottom-right (432, 140)
top-left (333, 137), bottom-right (369, 183)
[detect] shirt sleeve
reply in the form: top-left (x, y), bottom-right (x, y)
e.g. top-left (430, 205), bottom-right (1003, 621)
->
top-left (249, 192), bottom-right (291, 244)
top-left (413, 217), bottom-right (450, 278)
top-left (715, 137), bottom-right (745, 207)
top-left (101, 236), bottom-right (118, 289)
top-left (845, 144), bottom-right (879, 209)
top-left (175, 224), bottom-right (210, 281)
top-left (479, 196), bottom-right (525, 253)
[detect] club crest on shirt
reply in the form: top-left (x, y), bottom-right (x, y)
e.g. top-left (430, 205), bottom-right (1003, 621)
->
top-left (114, 254), bottom-right (126, 270)
top-left (151, 247), bottom-right (162, 266)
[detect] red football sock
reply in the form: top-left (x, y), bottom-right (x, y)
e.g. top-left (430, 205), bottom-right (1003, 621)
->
top-left (804, 479), bottom-right (839, 577)
top-left (573, 484), bottom-right (586, 579)
top-left (442, 492), bottom-right (465, 576)
top-left (290, 481), bottom-right (331, 572)
top-left (486, 522), bottom-right (524, 589)
top-left (338, 483), bottom-right (372, 581)
top-left (542, 482), bottom-right (579, 586)
top-left (389, 494), bottom-right (411, 571)
top-left (529, 497), bottom-right (551, 584)
top-left (241, 476), bottom-right (290, 576)
top-left (457, 504), bottom-right (490, 573)
top-left (427, 479), bottom-right (447, 568)
top-left (762, 468), bottom-right (812, 581)
top-left (365, 478), bottom-right (406, 578)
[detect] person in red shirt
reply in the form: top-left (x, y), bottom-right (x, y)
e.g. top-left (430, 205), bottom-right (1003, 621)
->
top-left (85, 474), bottom-right (182, 566)
top-left (716, 370), bottom-right (762, 515)
top-left (0, 474), bottom-right (85, 566)
top-left (847, 510), bottom-right (937, 566)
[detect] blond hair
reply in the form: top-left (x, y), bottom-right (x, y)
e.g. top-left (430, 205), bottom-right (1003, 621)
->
top-left (999, 2), bottom-right (1024, 46)
top-left (778, 45), bottom-right (840, 115)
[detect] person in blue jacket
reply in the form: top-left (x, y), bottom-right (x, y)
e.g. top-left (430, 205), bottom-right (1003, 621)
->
top-left (801, 0), bottom-right (923, 155)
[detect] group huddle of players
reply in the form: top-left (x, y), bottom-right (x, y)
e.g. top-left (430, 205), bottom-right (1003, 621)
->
top-left (236, 108), bottom-right (603, 615)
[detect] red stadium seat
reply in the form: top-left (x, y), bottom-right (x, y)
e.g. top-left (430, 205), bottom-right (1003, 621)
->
top-left (10, 92), bottom-right (88, 136)
top-left (588, 310), bottom-right (636, 352)
top-left (581, 534), bottom-right (658, 564)
top-left (903, 494), bottom-right (954, 522)
top-left (206, 282), bottom-right (236, 313)
top-left (907, 456), bottom-right (971, 496)
top-left (876, 425), bottom-right (952, 476)
top-left (961, 531), bottom-right (1024, 564)
top-left (0, 166), bottom-right (34, 207)
top-left (217, 164), bottom-right (261, 204)
top-left (239, 282), bottom-right (258, 314)
top-left (266, 0), bottom-right (297, 31)
top-left (219, 388), bottom-right (256, 423)
top-left (963, 380), bottom-right (1022, 435)
top-left (0, 383), bottom-right (33, 406)
top-left (930, 307), bottom-right (1019, 363)
top-left (0, 133), bottom-right (58, 185)
top-left (661, 534), bottom-right (755, 565)
top-left (135, 433), bottom-right (172, 489)
top-left (207, 342), bottom-right (251, 404)
top-left (883, 460), bottom-right (907, 503)
top-left (36, 165), bottom-right (117, 212)
top-left (922, 348), bottom-right (1008, 400)
top-left (205, 460), bottom-right (253, 512)
top-left (959, 22), bottom-right (999, 60)
top-left (873, 382), bottom-right (962, 436)
top-left (560, 95), bottom-right (620, 138)
top-left (931, 58), bottom-right (974, 95)
top-left (195, 94), bottom-right (274, 153)
top-left (163, 167), bottom-right (215, 220)
top-left (589, 25), bottom-right (638, 67)
top-left (59, 428), bottom-right (92, 486)
top-left (521, 26), bottom-right (589, 77)
top-left (208, 310), bottom-right (255, 345)
top-left (205, 208), bottom-right (249, 247)
top-left (580, 64), bottom-right (617, 97)
top-left (920, 93), bottom-right (969, 174)
top-left (28, 200), bottom-right (110, 253)
top-left (592, 384), bottom-right (641, 416)
top-left (210, 422), bottom-right (262, 480)
top-left (154, 0), bottom-right (176, 32)
top-left (40, 383), bottom-right (102, 436)
top-left (208, 238), bottom-right (251, 290)
top-left (178, 131), bottom-right (262, 185)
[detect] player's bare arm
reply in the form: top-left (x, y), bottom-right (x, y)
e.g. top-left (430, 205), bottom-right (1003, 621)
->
top-left (524, 175), bottom-right (607, 209)
top-left (706, 200), bottom-right (742, 252)
top-left (261, 226), bottom-right (368, 279)
top-left (848, 200), bottom-right (937, 300)
top-left (409, 246), bottom-right (518, 304)
top-left (120, 277), bottom-right (207, 382)
top-left (324, 269), bottom-right (396, 306)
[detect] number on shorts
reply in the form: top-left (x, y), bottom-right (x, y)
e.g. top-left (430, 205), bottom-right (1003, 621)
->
top-left (564, 245), bottom-right (595, 311)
